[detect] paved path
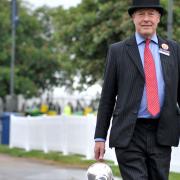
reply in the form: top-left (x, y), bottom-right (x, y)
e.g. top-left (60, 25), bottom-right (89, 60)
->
top-left (0, 154), bottom-right (121, 180)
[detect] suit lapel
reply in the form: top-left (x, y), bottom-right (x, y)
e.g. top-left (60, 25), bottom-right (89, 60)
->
top-left (126, 35), bottom-right (144, 78)
top-left (158, 37), bottom-right (171, 83)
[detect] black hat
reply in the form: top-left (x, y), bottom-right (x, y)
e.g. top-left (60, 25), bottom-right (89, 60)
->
top-left (128, 0), bottom-right (164, 16)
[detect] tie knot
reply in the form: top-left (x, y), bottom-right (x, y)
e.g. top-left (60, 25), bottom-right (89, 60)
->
top-left (145, 39), bottom-right (151, 46)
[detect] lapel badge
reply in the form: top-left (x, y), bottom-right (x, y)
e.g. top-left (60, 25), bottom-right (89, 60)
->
top-left (159, 43), bottom-right (170, 56)
top-left (161, 43), bottom-right (169, 50)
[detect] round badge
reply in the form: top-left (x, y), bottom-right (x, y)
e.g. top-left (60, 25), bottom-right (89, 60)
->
top-left (161, 43), bottom-right (169, 50)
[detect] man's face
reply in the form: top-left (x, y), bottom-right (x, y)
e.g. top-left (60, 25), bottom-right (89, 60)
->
top-left (132, 8), bottom-right (160, 38)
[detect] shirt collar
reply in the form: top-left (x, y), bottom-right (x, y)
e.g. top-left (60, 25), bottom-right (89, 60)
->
top-left (135, 32), bottom-right (158, 45)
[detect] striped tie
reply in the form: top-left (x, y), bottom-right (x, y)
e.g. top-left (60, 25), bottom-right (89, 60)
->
top-left (144, 39), bottom-right (160, 116)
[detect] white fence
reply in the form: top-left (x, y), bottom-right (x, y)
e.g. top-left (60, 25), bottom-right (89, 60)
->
top-left (9, 115), bottom-right (180, 173)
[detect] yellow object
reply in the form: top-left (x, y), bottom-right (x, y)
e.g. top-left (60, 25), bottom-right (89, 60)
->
top-left (84, 107), bottom-right (93, 116)
top-left (40, 104), bottom-right (49, 113)
top-left (47, 111), bottom-right (57, 116)
top-left (63, 105), bottom-right (72, 115)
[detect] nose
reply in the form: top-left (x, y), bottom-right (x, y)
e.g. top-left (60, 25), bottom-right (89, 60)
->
top-left (143, 14), bottom-right (150, 22)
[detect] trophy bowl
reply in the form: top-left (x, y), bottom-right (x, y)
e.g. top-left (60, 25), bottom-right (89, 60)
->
top-left (87, 162), bottom-right (114, 180)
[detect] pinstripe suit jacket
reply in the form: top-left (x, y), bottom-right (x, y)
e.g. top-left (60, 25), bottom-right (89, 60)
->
top-left (94, 35), bottom-right (180, 148)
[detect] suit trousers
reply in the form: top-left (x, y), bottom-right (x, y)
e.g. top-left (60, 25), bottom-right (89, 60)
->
top-left (115, 118), bottom-right (172, 180)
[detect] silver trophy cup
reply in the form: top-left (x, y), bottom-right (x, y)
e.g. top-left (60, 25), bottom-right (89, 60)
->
top-left (87, 162), bottom-right (114, 180)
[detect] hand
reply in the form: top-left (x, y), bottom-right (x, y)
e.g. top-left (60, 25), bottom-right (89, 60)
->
top-left (94, 141), bottom-right (105, 161)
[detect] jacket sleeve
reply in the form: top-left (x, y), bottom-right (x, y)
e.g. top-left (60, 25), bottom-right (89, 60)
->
top-left (94, 44), bottom-right (118, 140)
top-left (177, 43), bottom-right (180, 116)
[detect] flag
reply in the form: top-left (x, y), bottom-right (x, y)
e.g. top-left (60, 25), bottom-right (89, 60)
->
top-left (11, 0), bottom-right (19, 28)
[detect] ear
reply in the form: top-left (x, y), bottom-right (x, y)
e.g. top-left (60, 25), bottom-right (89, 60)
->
top-left (131, 14), bottom-right (136, 23)
top-left (131, 12), bottom-right (135, 19)
top-left (157, 14), bottom-right (161, 23)
top-left (157, 11), bottom-right (161, 22)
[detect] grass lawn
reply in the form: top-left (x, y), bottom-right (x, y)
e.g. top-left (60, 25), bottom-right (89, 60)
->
top-left (0, 145), bottom-right (179, 179)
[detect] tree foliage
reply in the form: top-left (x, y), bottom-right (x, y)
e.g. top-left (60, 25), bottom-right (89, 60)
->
top-left (51, 0), bottom-right (180, 90)
top-left (1, 0), bottom-right (180, 97)
top-left (0, 0), bottom-right (60, 98)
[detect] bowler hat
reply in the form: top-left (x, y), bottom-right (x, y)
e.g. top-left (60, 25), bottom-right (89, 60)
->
top-left (128, 0), bottom-right (164, 16)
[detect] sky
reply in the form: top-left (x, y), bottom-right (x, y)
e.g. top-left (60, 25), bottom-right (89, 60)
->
top-left (24, 0), bottom-right (82, 9)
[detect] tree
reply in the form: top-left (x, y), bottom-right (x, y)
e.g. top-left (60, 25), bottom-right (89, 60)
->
top-left (1, 0), bottom-right (179, 97)
top-left (51, 0), bottom-right (179, 90)
top-left (16, 5), bottom-right (60, 97)
top-left (0, 1), bottom-right (60, 98)
top-left (52, 0), bottom-right (133, 89)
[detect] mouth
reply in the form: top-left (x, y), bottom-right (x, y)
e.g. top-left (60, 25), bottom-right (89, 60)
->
top-left (142, 25), bottom-right (152, 28)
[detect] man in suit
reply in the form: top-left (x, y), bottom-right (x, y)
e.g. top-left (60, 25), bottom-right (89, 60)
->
top-left (94, 0), bottom-right (180, 180)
